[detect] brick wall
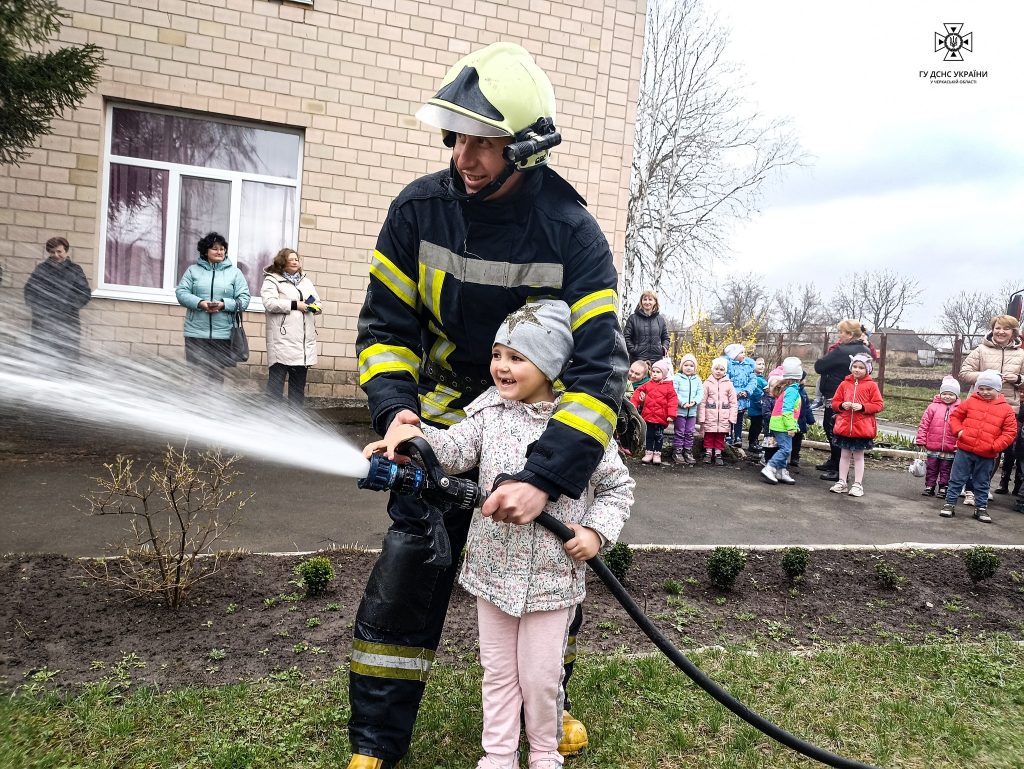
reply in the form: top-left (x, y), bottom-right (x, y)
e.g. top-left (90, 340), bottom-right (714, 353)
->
top-left (0, 0), bottom-right (645, 400)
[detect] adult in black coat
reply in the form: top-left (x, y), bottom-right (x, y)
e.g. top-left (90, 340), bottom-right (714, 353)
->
top-left (623, 290), bottom-right (669, 363)
top-left (23, 236), bottom-right (92, 360)
top-left (813, 318), bottom-right (872, 478)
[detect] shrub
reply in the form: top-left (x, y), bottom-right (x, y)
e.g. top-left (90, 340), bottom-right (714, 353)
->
top-left (663, 578), bottom-right (683, 595)
top-left (707, 547), bottom-right (746, 591)
top-left (963, 546), bottom-right (1000, 584)
top-left (603, 542), bottom-right (634, 584)
top-left (874, 560), bottom-right (904, 590)
top-left (781, 547), bottom-right (810, 581)
top-left (81, 446), bottom-right (250, 608)
top-left (295, 556), bottom-right (335, 597)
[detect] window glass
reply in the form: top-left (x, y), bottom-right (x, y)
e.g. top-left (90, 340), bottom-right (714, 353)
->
top-left (100, 105), bottom-right (302, 301)
top-left (237, 181), bottom-right (298, 294)
top-left (104, 164), bottom-right (168, 288)
top-left (176, 177), bottom-right (231, 284)
top-left (110, 107), bottom-right (299, 179)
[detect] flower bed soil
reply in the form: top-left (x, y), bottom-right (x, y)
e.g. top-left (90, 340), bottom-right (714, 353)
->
top-left (2, 547), bottom-right (1023, 691)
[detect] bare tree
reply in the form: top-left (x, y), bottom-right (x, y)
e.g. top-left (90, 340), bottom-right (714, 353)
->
top-left (622, 0), bottom-right (803, 315)
top-left (939, 290), bottom-right (1002, 347)
top-left (773, 282), bottom-right (825, 338)
top-left (829, 270), bottom-right (923, 330)
top-left (711, 272), bottom-right (771, 330)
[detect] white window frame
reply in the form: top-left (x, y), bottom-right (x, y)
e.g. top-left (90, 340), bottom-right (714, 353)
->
top-left (95, 102), bottom-right (304, 312)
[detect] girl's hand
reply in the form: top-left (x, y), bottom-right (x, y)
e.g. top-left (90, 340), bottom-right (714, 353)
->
top-left (563, 524), bottom-right (601, 561)
top-left (851, 403), bottom-right (863, 412)
top-left (787, 430), bottom-right (796, 437)
top-left (842, 401), bottom-right (853, 410)
top-left (683, 401), bottom-right (695, 409)
top-left (363, 415), bottom-right (425, 460)
top-left (296, 301), bottom-right (308, 312)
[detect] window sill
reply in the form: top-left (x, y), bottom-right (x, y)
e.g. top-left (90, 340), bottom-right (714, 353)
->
top-left (93, 287), bottom-right (266, 313)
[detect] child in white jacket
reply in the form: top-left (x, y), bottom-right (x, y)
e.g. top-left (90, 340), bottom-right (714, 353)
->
top-left (364, 299), bottom-right (634, 769)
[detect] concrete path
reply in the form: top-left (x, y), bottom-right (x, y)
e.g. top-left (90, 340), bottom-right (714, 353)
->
top-left (3, 418), bottom-right (1023, 557)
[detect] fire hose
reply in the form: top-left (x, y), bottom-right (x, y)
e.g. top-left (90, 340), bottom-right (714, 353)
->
top-left (358, 437), bottom-right (882, 769)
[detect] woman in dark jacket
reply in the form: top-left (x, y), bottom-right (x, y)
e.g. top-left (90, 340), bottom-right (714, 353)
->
top-left (623, 290), bottom-right (669, 363)
top-left (813, 318), bottom-right (872, 479)
top-left (23, 236), bottom-right (92, 361)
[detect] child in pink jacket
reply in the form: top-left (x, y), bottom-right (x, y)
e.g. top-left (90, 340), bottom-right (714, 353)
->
top-left (915, 376), bottom-right (961, 497)
top-left (698, 356), bottom-right (738, 466)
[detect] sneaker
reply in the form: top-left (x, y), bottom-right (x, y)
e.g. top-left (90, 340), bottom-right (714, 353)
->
top-left (829, 480), bottom-right (849, 494)
top-left (685, 450), bottom-right (697, 466)
top-left (848, 482), bottom-right (864, 497)
top-left (674, 455), bottom-right (689, 466)
top-left (714, 453), bottom-right (724, 466)
top-left (703, 452), bottom-right (712, 465)
top-left (963, 490), bottom-right (976, 506)
top-left (921, 487), bottom-right (935, 496)
top-left (939, 503), bottom-right (955, 518)
top-left (776, 468), bottom-right (796, 485)
top-left (652, 451), bottom-right (662, 465)
top-left (476, 753), bottom-right (520, 769)
top-left (641, 451), bottom-right (654, 464)
top-left (760, 465), bottom-right (779, 484)
top-left (974, 508), bottom-right (992, 523)
top-left (937, 485), bottom-right (948, 497)
top-left (1014, 500), bottom-right (1024, 514)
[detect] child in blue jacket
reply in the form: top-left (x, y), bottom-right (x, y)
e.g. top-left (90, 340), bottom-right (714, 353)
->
top-left (746, 357), bottom-right (768, 455)
top-left (671, 353), bottom-right (703, 465)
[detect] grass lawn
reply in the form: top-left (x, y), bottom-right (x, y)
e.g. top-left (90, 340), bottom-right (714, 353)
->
top-left (3, 639), bottom-right (1023, 768)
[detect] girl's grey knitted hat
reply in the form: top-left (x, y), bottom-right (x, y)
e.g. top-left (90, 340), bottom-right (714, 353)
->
top-left (493, 299), bottom-right (573, 382)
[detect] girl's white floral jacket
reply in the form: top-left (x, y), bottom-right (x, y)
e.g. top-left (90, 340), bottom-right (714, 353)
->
top-left (424, 387), bottom-right (634, 618)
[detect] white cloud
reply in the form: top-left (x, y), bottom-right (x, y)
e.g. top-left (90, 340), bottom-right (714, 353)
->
top-left (692, 0), bottom-right (1024, 329)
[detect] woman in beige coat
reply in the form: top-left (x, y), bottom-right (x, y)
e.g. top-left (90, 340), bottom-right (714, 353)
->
top-left (261, 248), bottom-right (320, 407)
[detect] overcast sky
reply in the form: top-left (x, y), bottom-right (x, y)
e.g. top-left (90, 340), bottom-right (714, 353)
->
top-left (699, 0), bottom-right (1024, 330)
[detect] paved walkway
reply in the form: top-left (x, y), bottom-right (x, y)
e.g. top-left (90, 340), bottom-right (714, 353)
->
top-left (3, 414), bottom-right (1023, 557)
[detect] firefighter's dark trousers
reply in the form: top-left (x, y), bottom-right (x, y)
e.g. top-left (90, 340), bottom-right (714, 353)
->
top-left (348, 492), bottom-right (584, 763)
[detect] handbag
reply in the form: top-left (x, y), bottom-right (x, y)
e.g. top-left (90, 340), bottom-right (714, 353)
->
top-left (908, 454), bottom-right (927, 478)
top-left (228, 312), bottom-right (249, 365)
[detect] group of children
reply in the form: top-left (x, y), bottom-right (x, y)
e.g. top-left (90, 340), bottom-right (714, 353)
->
top-left (915, 372), bottom-right (1019, 523)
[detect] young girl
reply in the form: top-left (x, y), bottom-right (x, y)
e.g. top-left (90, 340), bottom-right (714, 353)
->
top-left (364, 300), bottom-right (633, 769)
top-left (915, 376), bottom-right (961, 496)
top-left (746, 357), bottom-right (768, 455)
top-left (698, 357), bottom-right (737, 466)
top-left (761, 357), bottom-right (802, 485)
top-left (829, 353), bottom-right (885, 497)
top-left (672, 353), bottom-right (703, 465)
top-left (631, 357), bottom-right (678, 464)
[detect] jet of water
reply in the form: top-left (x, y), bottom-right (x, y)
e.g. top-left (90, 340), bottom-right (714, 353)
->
top-left (0, 339), bottom-right (371, 479)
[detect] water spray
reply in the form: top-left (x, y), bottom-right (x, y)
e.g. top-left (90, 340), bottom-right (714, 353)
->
top-left (359, 437), bottom-right (883, 769)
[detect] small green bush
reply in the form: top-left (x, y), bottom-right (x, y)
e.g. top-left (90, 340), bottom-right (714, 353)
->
top-left (663, 578), bottom-right (683, 595)
top-left (707, 547), bottom-right (746, 591)
top-left (295, 556), bottom-right (335, 597)
top-left (874, 560), bottom-right (904, 590)
top-left (963, 546), bottom-right (1000, 584)
top-left (781, 547), bottom-right (810, 581)
top-left (603, 542), bottom-right (634, 584)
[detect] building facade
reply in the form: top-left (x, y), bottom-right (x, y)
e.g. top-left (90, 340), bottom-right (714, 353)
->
top-left (0, 0), bottom-right (645, 400)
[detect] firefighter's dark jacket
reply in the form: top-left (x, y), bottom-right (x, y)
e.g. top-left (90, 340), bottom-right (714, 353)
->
top-left (357, 166), bottom-right (628, 500)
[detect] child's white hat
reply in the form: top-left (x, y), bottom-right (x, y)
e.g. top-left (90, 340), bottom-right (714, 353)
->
top-left (781, 356), bottom-right (803, 380)
top-left (939, 376), bottom-right (960, 396)
top-left (493, 299), bottom-right (573, 382)
top-left (976, 369), bottom-right (1002, 391)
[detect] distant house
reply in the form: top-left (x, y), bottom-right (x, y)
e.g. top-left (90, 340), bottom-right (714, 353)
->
top-left (877, 329), bottom-right (937, 366)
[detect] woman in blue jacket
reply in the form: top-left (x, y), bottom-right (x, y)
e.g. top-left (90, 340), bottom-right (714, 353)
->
top-left (175, 232), bottom-right (250, 383)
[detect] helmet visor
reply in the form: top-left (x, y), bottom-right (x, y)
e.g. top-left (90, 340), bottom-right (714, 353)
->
top-left (415, 103), bottom-right (510, 138)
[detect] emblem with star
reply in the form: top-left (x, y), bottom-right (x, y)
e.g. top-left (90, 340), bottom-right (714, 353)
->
top-left (504, 303), bottom-right (545, 332)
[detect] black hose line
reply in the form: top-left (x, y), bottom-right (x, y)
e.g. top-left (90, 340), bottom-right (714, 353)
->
top-left (534, 512), bottom-right (884, 769)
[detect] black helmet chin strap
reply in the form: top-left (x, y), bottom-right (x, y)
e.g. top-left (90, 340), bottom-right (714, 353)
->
top-left (447, 159), bottom-right (517, 203)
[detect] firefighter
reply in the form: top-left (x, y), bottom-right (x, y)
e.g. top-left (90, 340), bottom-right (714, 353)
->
top-left (349, 42), bottom-right (629, 768)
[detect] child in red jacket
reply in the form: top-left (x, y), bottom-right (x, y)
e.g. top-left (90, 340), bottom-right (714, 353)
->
top-left (828, 353), bottom-right (884, 497)
top-left (631, 357), bottom-right (678, 464)
top-left (914, 376), bottom-right (961, 497)
top-left (940, 370), bottom-right (1018, 523)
